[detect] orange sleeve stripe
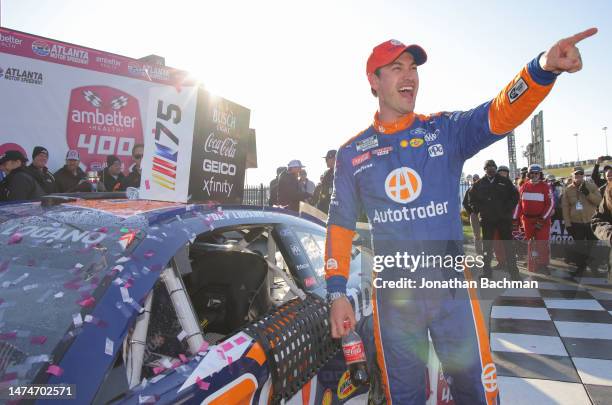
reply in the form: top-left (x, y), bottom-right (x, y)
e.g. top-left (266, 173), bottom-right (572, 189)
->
top-left (489, 66), bottom-right (554, 135)
top-left (324, 224), bottom-right (354, 279)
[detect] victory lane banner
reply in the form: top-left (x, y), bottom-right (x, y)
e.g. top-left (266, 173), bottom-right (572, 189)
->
top-left (140, 88), bottom-right (251, 204)
top-left (0, 27), bottom-right (193, 173)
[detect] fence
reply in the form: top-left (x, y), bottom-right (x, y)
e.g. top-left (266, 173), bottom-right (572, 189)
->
top-left (242, 182), bottom-right (472, 207)
top-left (243, 184), bottom-right (270, 206)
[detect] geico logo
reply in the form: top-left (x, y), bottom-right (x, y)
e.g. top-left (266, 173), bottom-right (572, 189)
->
top-left (385, 167), bottom-right (422, 203)
top-left (203, 159), bottom-right (236, 175)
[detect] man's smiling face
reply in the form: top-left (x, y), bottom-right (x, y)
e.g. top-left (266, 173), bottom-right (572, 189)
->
top-left (368, 52), bottom-right (419, 121)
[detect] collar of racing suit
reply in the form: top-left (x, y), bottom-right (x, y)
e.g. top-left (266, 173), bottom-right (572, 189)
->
top-left (373, 111), bottom-right (416, 134)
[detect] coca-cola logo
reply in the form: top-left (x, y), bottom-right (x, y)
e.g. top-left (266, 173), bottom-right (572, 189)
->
top-left (66, 86), bottom-right (143, 171)
top-left (342, 341), bottom-right (365, 364)
top-left (212, 106), bottom-right (237, 135)
top-left (204, 132), bottom-right (237, 158)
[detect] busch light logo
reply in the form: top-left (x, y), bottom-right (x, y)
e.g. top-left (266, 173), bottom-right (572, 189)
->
top-left (32, 40), bottom-right (50, 56)
top-left (66, 86), bottom-right (143, 171)
top-left (212, 105), bottom-right (237, 135)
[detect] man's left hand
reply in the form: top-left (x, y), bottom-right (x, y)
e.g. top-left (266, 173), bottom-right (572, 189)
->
top-left (540, 28), bottom-right (598, 74)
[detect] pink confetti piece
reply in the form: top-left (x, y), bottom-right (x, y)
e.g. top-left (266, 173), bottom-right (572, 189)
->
top-left (145, 180), bottom-right (151, 190)
top-left (179, 354), bottom-right (188, 364)
top-left (77, 296), bottom-right (95, 308)
top-left (221, 342), bottom-right (234, 352)
top-left (198, 341), bottom-right (209, 352)
top-left (1, 372), bottom-right (17, 382)
top-left (0, 261), bottom-right (9, 272)
top-left (0, 298), bottom-right (4, 305)
top-left (0, 332), bottom-right (17, 340)
top-left (96, 227), bottom-right (108, 233)
top-left (171, 360), bottom-right (181, 369)
top-left (7, 233), bottom-right (22, 245)
top-left (234, 336), bottom-right (247, 345)
top-left (216, 348), bottom-right (226, 360)
top-left (46, 365), bottom-right (63, 377)
top-left (152, 366), bottom-right (165, 375)
top-left (30, 336), bottom-right (47, 345)
top-left (143, 250), bottom-right (155, 259)
top-left (195, 376), bottom-right (210, 391)
top-left (124, 278), bottom-right (134, 288)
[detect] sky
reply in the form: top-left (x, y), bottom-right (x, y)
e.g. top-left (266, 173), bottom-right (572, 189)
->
top-left (1, 0), bottom-right (611, 185)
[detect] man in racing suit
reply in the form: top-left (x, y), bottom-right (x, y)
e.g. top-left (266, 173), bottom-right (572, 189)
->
top-left (514, 164), bottom-right (554, 273)
top-left (325, 29), bottom-right (597, 405)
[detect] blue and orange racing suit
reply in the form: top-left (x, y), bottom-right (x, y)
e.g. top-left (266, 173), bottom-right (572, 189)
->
top-left (325, 55), bottom-right (557, 404)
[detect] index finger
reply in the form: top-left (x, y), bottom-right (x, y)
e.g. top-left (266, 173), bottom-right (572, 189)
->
top-left (566, 27), bottom-right (598, 45)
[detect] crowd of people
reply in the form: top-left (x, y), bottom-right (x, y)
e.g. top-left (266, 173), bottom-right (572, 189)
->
top-left (0, 144), bottom-right (144, 201)
top-left (463, 156), bottom-right (612, 279)
top-left (268, 149), bottom-right (336, 214)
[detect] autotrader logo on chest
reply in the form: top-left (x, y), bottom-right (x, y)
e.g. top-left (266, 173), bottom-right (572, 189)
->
top-left (385, 167), bottom-right (422, 203)
top-left (375, 167), bottom-right (450, 224)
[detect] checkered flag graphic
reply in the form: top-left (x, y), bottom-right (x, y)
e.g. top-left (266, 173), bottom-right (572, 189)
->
top-left (82, 90), bottom-right (102, 108)
top-left (110, 96), bottom-right (129, 110)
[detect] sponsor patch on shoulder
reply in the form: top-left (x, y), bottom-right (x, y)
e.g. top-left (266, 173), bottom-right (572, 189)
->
top-left (353, 163), bottom-right (373, 176)
top-left (410, 138), bottom-right (424, 148)
top-left (372, 146), bottom-right (393, 156)
top-left (508, 77), bottom-right (528, 103)
top-left (428, 144), bottom-right (444, 157)
top-left (410, 127), bottom-right (427, 137)
top-left (356, 135), bottom-right (378, 152)
top-left (352, 151), bottom-right (371, 166)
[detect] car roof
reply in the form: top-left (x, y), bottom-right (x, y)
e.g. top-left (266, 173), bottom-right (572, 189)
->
top-left (0, 198), bottom-right (326, 231)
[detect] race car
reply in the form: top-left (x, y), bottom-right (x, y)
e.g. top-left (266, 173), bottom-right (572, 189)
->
top-left (0, 194), bottom-right (376, 404)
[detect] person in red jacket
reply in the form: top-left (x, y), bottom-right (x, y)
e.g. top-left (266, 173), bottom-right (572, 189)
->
top-left (514, 164), bottom-right (554, 273)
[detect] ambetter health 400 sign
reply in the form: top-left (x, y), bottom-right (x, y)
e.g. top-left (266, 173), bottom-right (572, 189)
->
top-left (0, 28), bottom-right (251, 203)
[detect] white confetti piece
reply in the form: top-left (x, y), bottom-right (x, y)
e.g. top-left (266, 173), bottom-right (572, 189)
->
top-left (150, 375), bottom-right (164, 384)
top-left (23, 283), bottom-right (38, 291)
top-left (113, 265), bottom-right (124, 273)
top-left (161, 357), bottom-right (173, 369)
top-left (105, 338), bottom-right (114, 355)
top-left (84, 315), bottom-right (93, 323)
top-left (36, 290), bottom-right (53, 303)
top-left (72, 313), bottom-right (83, 327)
top-left (75, 263), bottom-right (84, 269)
top-left (116, 257), bottom-right (130, 264)
top-left (26, 354), bottom-right (50, 364)
top-left (54, 292), bottom-right (64, 299)
top-left (177, 330), bottom-right (187, 341)
top-left (120, 287), bottom-right (131, 303)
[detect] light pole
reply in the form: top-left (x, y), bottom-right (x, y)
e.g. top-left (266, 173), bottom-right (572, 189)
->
top-left (604, 126), bottom-right (609, 156)
top-left (573, 133), bottom-right (579, 162)
top-left (546, 140), bottom-right (552, 165)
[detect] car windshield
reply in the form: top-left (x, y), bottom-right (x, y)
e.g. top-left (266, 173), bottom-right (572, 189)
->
top-left (0, 204), bottom-right (142, 386)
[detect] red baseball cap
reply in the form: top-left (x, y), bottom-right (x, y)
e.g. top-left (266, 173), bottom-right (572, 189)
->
top-left (366, 39), bottom-right (427, 75)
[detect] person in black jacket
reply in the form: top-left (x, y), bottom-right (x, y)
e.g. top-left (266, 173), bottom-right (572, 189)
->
top-left (591, 156), bottom-right (612, 189)
top-left (591, 180), bottom-right (612, 281)
top-left (277, 160), bottom-right (309, 212)
top-left (0, 150), bottom-right (45, 201)
top-left (98, 155), bottom-right (125, 192)
top-left (54, 150), bottom-right (87, 193)
top-left (25, 146), bottom-right (57, 194)
top-left (463, 174), bottom-right (482, 254)
top-left (268, 167), bottom-right (285, 206)
top-left (469, 160), bottom-right (520, 279)
top-left (118, 144), bottom-right (143, 190)
top-left (316, 149), bottom-right (336, 214)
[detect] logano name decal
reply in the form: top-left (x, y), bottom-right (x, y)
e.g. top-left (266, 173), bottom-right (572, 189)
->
top-left (1, 224), bottom-right (106, 245)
